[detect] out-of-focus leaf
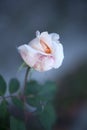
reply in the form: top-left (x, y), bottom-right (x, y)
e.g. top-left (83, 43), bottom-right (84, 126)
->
top-left (38, 82), bottom-right (56, 101)
top-left (39, 103), bottom-right (56, 130)
top-left (25, 81), bottom-right (41, 108)
top-left (0, 99), bottom-right (8, 118)
top-left (9, 78), bottom-right (20, 94)
top-left (26, 95), bottom-right (40, 107)
top-left (0, 75), bottom-right (6, 96)
top-left (12, 97), bottom-right (23, 109)
top-left (25, 80), bottom-right (41, 95)
top-left (26, 81), bottom-right (56, 111)
top-left (10, 116), bottom-right (26, 130)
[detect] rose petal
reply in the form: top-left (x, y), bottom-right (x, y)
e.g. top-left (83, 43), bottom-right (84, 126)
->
top-left (29, 31), bottom-right (53, 54)
top-left (18, 44), bottom-right (38, 67)
top-left (18, 44), bottom-right (53, 71)
top-left (36, 30), bottom-right (40, 37)
top-left (50, 33), bottom-right (60, 41)
top-left (52, 42), bottom-right (64, 68)
top-left (40, 32), bottom-right (53, 50)
top-left (29, 38), bottom-right (45, 52)
top-left (33, 54), bottom-right (54, 71)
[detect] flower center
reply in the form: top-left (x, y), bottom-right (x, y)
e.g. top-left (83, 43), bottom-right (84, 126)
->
top-left (40, 39), bottom-right (51, 54)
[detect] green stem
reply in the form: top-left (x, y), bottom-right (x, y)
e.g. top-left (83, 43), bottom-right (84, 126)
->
top-left (23, 67), bottom-right (30, 124)
top-left (24, 67), bottom-right (30, 93)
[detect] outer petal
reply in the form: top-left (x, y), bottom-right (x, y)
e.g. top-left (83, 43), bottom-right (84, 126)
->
top-left (50, 33), bottom-right (60, 41)
top-left (18, 44), bottom-right (39, 67)
top-left (52, 42), bottom-right (64, 68)
top-left (18, 44), bottom-right (54, 71)
top-left (33, 54), bottom-right (54, 71)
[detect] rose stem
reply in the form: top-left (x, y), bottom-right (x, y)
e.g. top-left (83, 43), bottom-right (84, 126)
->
top-left (23, 67), bottom-right (30, 125)
top-left (24, 67), bottom-right (30, 92)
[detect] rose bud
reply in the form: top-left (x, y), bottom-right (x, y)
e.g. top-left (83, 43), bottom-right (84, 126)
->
top-left (18, 31), bottom-right (64, 72)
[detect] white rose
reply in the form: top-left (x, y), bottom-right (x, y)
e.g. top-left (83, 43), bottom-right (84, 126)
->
top-left (18, 31), bottom-right (64, 72)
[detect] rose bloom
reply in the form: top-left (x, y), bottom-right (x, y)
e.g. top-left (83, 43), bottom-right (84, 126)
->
top-left (18, 31), bottom-right (64, 72)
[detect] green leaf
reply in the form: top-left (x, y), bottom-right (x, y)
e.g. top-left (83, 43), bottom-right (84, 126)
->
top-left (26, 95), bottom-right (40, 107)
top-left (10, 116), bottom-right (26, 130)
top-left (25, 81), bottom-right (42, 109)
top-left (38, 82), bottom-right (56, 101)
top-left (0, 99), bottom-right (8, 118)
top-left (26, 81), bottom-right (56, 111)
top-left (25, 80), bottom-right (41, 95)
top-left (9, 78), bottom-right (20, 94)
top-left (39, 103), bottom-right (56, 130)
top-left (0, 75), bottom-right (7, 96)
top-left (12, 97), bottom-right (23, 109)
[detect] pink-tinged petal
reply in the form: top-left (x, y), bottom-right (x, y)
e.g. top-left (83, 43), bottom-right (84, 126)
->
top-left (52, 42), bottom-right (64, 68)
top-left (33, 54), bottom-right (54, 72)
top-left (18, 44), bottom-right (38, 67)
top-left (29, 31), bottom-right (53, 54)
top-left (40, 32), bottom-right (53, 50)
top-left (29, 39), bottom-right (52, 56)
top-left (29, 38), bottom-right (45, 52)
top-left (39, 38), bottom-right (52, 54)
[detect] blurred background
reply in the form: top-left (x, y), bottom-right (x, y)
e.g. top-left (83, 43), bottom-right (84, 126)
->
top-left (0, 0), bottom-right (87, 129)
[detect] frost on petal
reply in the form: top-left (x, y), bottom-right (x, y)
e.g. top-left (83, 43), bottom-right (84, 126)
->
top-left (18, 44), bottom-right (38, 67)
top-left (52, 42), bottom-right (64, 68)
